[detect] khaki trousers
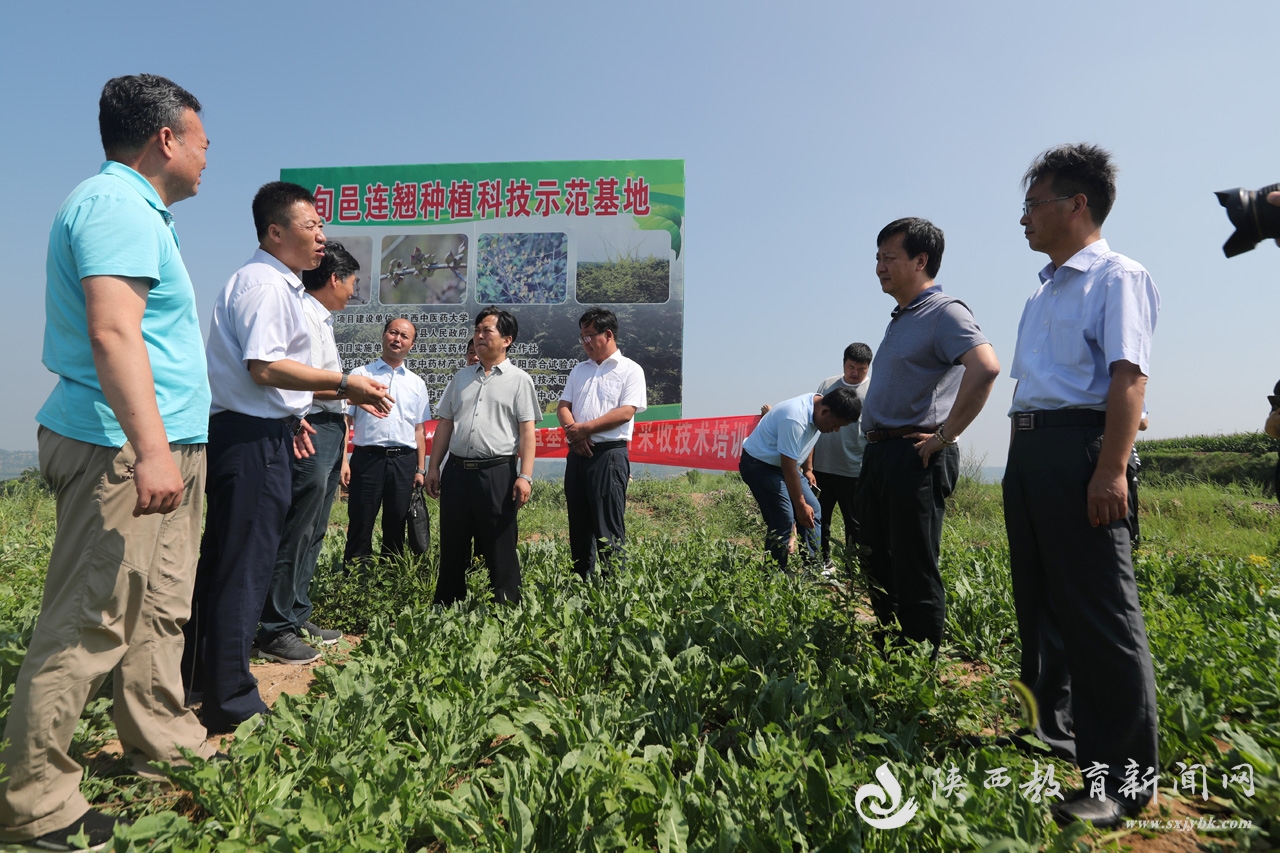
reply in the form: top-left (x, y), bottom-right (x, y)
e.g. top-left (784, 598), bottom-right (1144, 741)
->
top-left (0, 428), bottom-right (212, 841)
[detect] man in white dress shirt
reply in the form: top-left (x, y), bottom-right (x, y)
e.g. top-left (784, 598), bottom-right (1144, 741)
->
top-left (1004, 143), bottom-right (1159, 827)
top-left (184, 183), bottom-right (390, 732)
top-left (257, 241), bottom-right (361, 664)
top-left (556, 307), bottom-right (647, 578)
top-left (342, 317), bottom-right (431, 568)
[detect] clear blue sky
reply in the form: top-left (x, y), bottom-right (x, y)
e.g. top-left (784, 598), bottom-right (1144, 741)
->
top-left (3, 1), bottom-right (1278, 466)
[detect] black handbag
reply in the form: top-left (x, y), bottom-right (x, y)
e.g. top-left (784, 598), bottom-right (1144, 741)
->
top-left (407, 486), bottom-right (431, 554)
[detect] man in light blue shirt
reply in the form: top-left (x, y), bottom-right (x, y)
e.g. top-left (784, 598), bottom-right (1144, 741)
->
top-left (1005, 143), bottom-right (1160, 828)
top-left (739, 388), bottom-right (861, 571)
top-left (1, 74), bottom-right (213, 849)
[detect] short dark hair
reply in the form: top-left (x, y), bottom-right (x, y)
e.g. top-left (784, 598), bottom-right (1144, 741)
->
top-left (252, 181), bottom-right (316, 240)
top-left (1022, 143), bottom-right (1117, 226)
top-left (876, 217), bottom-right (944, 278)
top-left (578, 307), bottom-right (618, 337)
top-left (99, 74), bottom-right (202, 158)
top-left (843, 342), bottom-right (872, 364)
top-left (476, 306), bottom-right (518, 349)
top-left (383, 316), bottom-right (417, 342)
top-left (821, 386), bottom-right (862, 422)
top-left (302, 240), bottom-right (359, 292)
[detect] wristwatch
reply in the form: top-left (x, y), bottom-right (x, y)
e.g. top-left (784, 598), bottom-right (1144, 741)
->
top-left (336, 369), bottom-right (350, 399)
top-left (517, 473), bottom-right (534, 484)
top-left (416, 467), bottom-right (427, 475)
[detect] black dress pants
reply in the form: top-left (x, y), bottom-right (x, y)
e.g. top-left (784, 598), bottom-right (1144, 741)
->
top-left (856, 438), bottom-right (957, 649)
top-left (814, 470), bottom-right (860, 563)
top-left (343, 445), bottom-right (416, 566)
top-left (1003, 424), bottom-right (1158, 807)
top-left (564, 443), bottom-right (629, 578)
top-left (183, 412), bottom-right (292, 733)
top-left (434, 456), bottom-right (522, 605)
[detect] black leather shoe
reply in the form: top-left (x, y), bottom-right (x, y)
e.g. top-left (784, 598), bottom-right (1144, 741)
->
top-left (1050, 793), bottom-right (1140, 828)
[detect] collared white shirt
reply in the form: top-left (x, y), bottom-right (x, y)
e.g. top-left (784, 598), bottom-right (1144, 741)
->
top-left (207, 248), bottom-right (312, 418)
top-left (558, 350), bottom-right (647, 442)
top-left (347, 358), bottom-right (430, 448)
top-left (1009, 239), bottom-right (1159, 414)
top-left (301, 292), bottom-right (344, 415)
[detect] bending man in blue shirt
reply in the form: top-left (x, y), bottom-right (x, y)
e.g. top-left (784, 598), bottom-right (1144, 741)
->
top-left (739, 388), bottom-right (862, 572)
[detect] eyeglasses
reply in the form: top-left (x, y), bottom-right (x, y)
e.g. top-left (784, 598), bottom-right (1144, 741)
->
top-left (579, 330), bottom-right (608, 345)
top-left (292, 219), bottom-right (325, 233)
top-left (1022, 196), bottom-right (1074, 217)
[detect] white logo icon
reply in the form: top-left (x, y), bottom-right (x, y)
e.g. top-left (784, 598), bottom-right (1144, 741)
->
top-left (855, 762), bottom-right (919, 829)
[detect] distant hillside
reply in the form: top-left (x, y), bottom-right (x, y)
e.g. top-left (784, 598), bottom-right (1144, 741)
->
top-left (1136, 432), bottom-right (1278, 493)
top-left (0, 449), bottom-right (38, 481)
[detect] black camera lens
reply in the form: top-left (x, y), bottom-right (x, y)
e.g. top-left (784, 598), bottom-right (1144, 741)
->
top-left (1216, 183), bottom-right (1280, 257)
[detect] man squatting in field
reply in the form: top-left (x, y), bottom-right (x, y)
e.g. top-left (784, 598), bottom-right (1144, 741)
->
top-left (1003, 143), bottom-right (1160, 828)
top-left (556, 307), bottom-right (647, 579)
top-left (0, 74), bottom-right (214, 850)
top-left (739, 388), bottom-right (863, 571)
top-left (857, 218), bottom-right (1001, 657)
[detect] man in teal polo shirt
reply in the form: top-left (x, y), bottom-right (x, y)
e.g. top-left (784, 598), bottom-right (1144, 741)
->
top-left (0, 75), bottom-right (215, 849)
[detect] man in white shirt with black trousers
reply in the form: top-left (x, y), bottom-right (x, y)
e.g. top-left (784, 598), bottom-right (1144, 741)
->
top-left (557, 307), bottom-right (647, 579)
top-left (342, 317), bottom-right (431, 569)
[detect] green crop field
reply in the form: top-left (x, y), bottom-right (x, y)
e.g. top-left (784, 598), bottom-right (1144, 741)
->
top-left (0, 464), bottom-right (1276, 851)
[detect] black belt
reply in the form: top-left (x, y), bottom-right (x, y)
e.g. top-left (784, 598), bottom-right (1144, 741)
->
top-left (449, 454), bottom-right (516, 470)
top-left (1012, 410), bottom-right (1107, 431)
top-left (865, 425), bottom-right (930, 443)
top-left (356, 445), bottom-right (414, 457)
top-left (306, 411), bottom-right (347, 424)
top-left (591, 439), bottom-right (628, 451)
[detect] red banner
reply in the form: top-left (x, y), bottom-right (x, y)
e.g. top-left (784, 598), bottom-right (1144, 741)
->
top-left (421, 415), bottom-right (761, 471)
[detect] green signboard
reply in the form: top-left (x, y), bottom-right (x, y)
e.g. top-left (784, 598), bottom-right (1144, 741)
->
top-left (280, 160), bottom-right (684, 427)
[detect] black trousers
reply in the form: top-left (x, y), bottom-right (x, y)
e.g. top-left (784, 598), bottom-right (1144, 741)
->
top-left (856, 438), bottom-right (958, 648)
top-left (183, 412), bottom-right (292, 733)
top-left (564, 444), bottom-right (630, 579)
top-left (343, 446), bottom-right (416, 566)
top-left (1003, 424), bottom-right (1158, 806)
top-left (434, 456), bottom-right (522, 605)
top-left (814, 470), bottom-right (859, 563)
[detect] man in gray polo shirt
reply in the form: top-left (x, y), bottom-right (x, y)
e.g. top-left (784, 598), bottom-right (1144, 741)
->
top-left (859, 217), bottom-right (1000, 656)
top-left (809, 342), bottom-right (872, 571)
top-left (427, 306), bottom-right (539, 605)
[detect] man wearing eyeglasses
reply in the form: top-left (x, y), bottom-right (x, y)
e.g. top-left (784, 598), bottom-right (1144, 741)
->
top-left (1004, 144), bottom-right (1159, 828)
top-left (556, 307), bottom-right (647, 579)
top-left (185, 182), bottom-right (392, 733)
top-left (859, 217), bottom-right (1000, 658)
top-left (341, 317), bottom-right (430, 571)
top-left (256, 241), bottom-right (362, 665)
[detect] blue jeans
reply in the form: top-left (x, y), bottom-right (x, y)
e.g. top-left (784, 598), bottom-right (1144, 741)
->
top-left (259, 413), bottom-right (346, 642)
top-left (739, 451), bottom-right (821, 571)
